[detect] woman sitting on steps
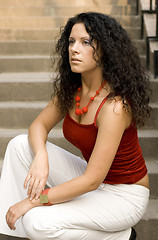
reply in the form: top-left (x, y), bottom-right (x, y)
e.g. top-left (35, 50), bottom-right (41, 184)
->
top-left (0, 12), bottom-right (151, 240)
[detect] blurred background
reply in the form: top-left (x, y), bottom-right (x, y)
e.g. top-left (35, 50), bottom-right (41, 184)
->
top-left (0, 0), bottom-right (157, 239)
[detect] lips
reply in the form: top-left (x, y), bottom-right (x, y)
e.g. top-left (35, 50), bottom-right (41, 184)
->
top-left (71, 58), bottom-right (81, 62)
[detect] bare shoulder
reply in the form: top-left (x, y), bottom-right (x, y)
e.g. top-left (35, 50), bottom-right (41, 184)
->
top-left (107, 96), bottom-right (131, 113)
top-left (97, 96), bottom-right (132, 130)
top-left (47, 95), bottom-right (64, 115)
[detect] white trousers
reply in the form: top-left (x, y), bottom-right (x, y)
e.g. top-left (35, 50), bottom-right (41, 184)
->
top-left (0, 135), bottom-right (149, 240)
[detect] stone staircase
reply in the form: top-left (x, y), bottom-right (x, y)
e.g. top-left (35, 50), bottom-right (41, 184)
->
top-left (0, 0), bottom-right (157, 240)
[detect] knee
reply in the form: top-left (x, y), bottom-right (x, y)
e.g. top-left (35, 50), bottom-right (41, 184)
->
top-left (7, 134), bottom-right (29, 154)
top-left (8, 134), bottom-right (28, 147)
top-left (5, 134), bottom-right (32, 168)
top-left (22, 210), bottom-right (45, 240)
top-left (22, 208), bottom-right (70, 240)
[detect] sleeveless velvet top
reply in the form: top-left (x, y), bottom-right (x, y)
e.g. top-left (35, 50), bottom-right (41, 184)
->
top-left (63, 98), bottom-right (147, 184)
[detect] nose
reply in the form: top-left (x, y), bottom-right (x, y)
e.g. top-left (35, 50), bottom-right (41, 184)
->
top-left (70, 42), bottom-right (79, 53)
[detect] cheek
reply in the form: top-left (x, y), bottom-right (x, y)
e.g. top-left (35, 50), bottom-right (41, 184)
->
top-left (86, 49), bottom-right (96, 63)
top-left (86, 55), bottom-right (97, 67)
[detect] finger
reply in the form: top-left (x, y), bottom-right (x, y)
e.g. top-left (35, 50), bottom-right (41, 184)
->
top-left (6, 209), bottom-right (16, 230)
top-left (6, 208), bottom-right (13, 225)
top-left (29, 178), bottom-right (40, 200)
top-left (24, 173), bottom-right (32, 189)
top-left (8, 216), bottom-right (16, 230)
top-left (35, 179), bottom-right (46, 199)
top-left (27, 176), bottom-right (35, 197)
top-left (5, 210), bottom-right (10, 225)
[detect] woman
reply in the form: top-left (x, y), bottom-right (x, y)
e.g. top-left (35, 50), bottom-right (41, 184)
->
top-left (0, 12), bottom-right (151, 240)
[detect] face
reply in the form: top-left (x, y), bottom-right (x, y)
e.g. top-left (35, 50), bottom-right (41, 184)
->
top-left (68, 23), bottom-right (99, 74)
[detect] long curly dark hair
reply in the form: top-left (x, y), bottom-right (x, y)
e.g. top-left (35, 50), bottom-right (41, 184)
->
top-left (51, 12), bottom-right (151, 127)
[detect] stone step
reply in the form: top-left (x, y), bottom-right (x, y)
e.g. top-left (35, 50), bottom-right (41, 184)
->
top-left (134, 39), bottom-right (145, 55)
top-left (146, 160), bottom-right (158, 199)
top-left (0, 29), bottom-right (57, 41)
top-left (0, 16), bottom-right (139, 30)
top-left (135, 199), bottom-right (158, 240)
top-left (143, 102), bottom-right (158, 129)
top-left (118, 15), bottom-right (140, 28)
top-left (0, 27), bottom-right (141, 41)
top-left (0, 14), bottom-right (141, 29)
top-left (0, 17), bottom-right (60, 29)
top-left (0, 72), bottom-right (52, 101)
top-left (0, 15), bottom-right (140, 28)
top-left (0, 128), bottom-right (157, 162)
top-left (0, 38), bottom-right (144, 56)
top-left (0, 101), bottom-right (48, 129)
top-left (0, 101), bottom-right (157, 129)
top-left (0, 55), bottom-right (51, 72)
top-left (0, 0), bottom-right (136, 7)
top-left (126, 27), bottom-right (141, 39)
top-left (150, 77), bottom-right (158, 103)
top-left (0, 41), bottom-right (54, 55)
top-left (0, 5), bottom-right (137, 18)
top-left (138, 129), bottom-right (158, 160)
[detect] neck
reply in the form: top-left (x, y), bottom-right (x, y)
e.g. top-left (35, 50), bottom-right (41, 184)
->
top-left (81, 68), bottom-right (103, 93)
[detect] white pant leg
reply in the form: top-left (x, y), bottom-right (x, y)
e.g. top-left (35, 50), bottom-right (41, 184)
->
top-left (0, 134), bottom-right (34, 237)
top-left (23, 184), bottom-right (149, 240)
top-left (45, 140), bottom-right (87, 188)
top-left (0, 134), bottom-right (87, 238)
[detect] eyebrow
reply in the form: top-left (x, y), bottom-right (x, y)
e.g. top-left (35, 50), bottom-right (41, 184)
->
top-left (69, 36), bottom-right (90, 39)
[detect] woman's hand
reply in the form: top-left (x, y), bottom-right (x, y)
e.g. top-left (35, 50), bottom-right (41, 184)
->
top-left (6, 198), bottom-right (41, 230)
top-left (24, 151), bottom-right (49, 200)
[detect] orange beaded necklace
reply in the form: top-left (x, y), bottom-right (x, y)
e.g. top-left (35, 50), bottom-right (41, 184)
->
top-left (75, 82), bottom-right (106, 116)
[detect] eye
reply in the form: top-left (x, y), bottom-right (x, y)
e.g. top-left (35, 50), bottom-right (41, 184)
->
top-left (83, 40), bottom-right (90, 45)
top-left (68, 39), bottom-right (74, 45)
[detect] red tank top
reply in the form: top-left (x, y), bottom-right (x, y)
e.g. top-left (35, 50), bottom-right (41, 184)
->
top-left (63, 98), bottom-right (147, 184)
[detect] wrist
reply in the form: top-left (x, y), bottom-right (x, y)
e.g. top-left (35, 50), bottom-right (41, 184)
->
top-left (35, 149), bottom-right (48, 158)
top-left (29, 197), bottom-right (41, 208)
top-left (40, 188), bottom-right (52, 206)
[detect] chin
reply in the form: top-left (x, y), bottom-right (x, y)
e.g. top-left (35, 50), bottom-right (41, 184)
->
top-left (70, 67), bottom-right (82, 73)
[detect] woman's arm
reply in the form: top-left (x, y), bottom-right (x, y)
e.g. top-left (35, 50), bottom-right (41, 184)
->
top-left (39, 98), bottom-right (132, 204)
top-left (24, 97), bottom-right (65, 200)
